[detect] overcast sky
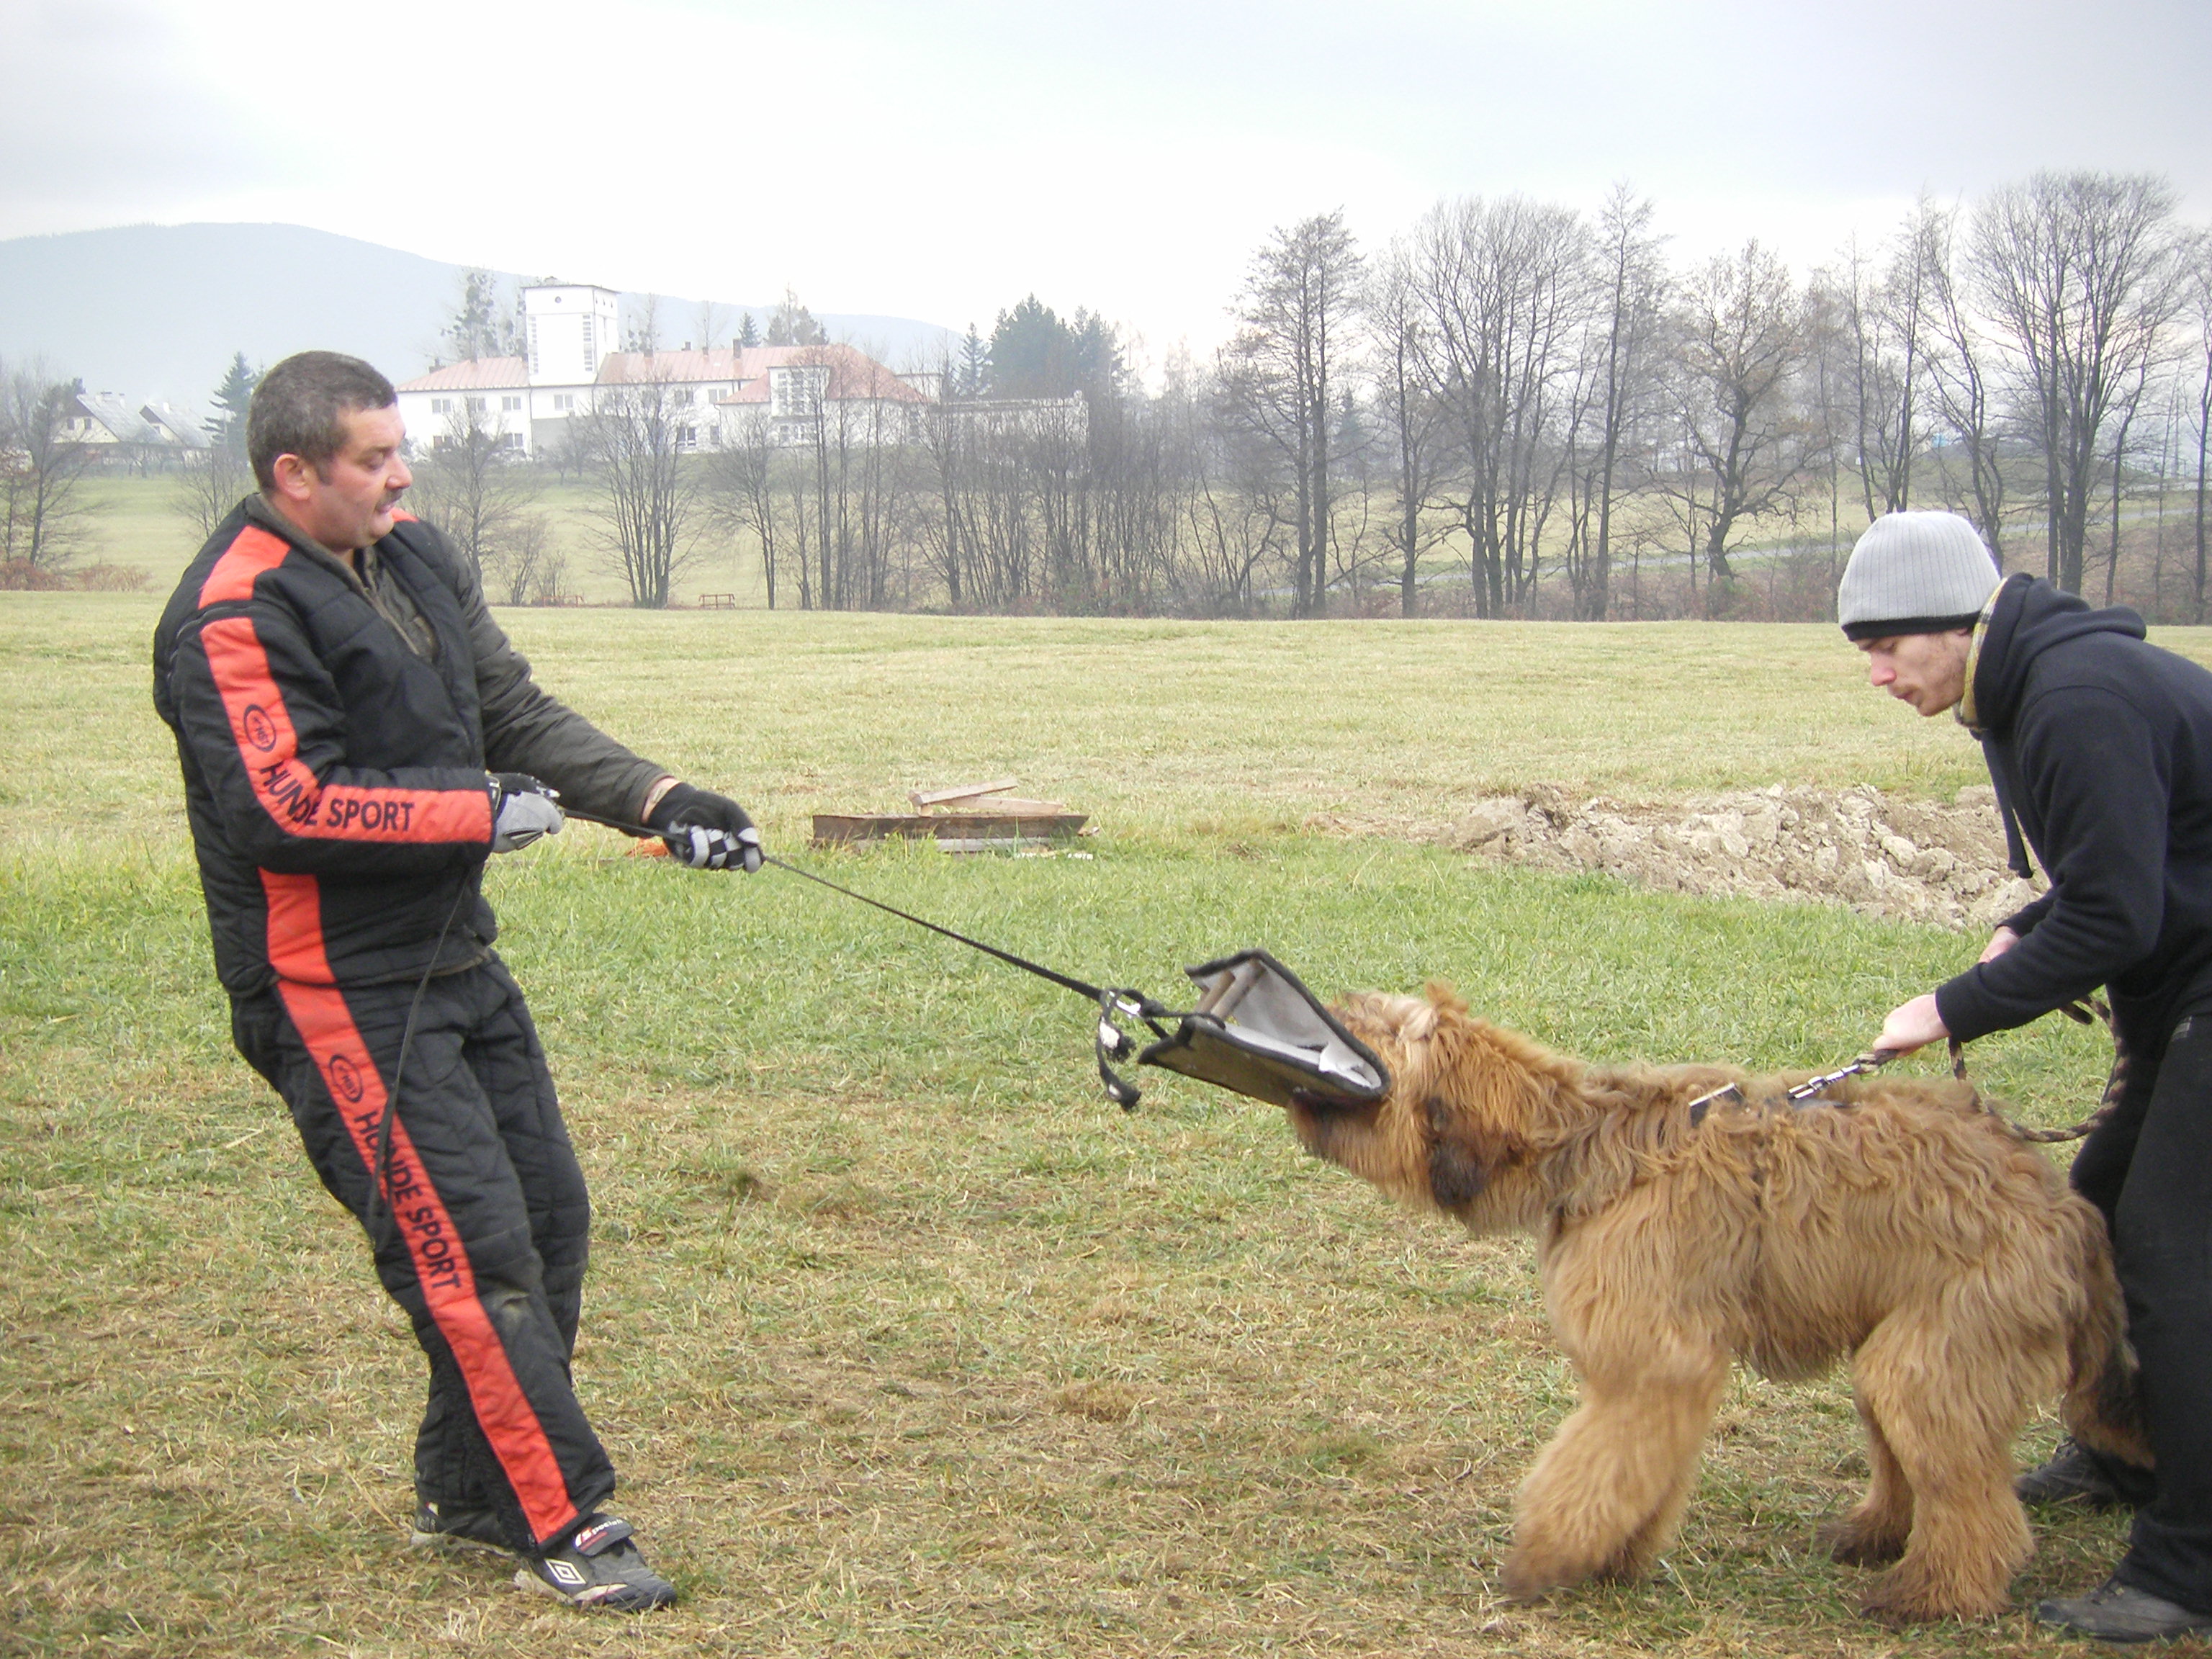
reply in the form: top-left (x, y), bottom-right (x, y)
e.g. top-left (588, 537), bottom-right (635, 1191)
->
top-left (7, 0), bottom-right (2208, 364)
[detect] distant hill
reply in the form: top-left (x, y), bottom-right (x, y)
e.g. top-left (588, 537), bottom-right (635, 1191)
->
top-left (0, 222), bottom-right (956, 417)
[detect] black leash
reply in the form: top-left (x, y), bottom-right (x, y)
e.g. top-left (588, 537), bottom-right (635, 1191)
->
top-left (561, 805), bottom-right (1172, 1106)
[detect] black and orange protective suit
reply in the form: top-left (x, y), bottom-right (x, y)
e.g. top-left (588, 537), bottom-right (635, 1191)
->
top-left (153, 496), bottom-right (667, 1552)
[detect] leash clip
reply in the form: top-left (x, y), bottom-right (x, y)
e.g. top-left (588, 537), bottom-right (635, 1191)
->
top-left (1096, 989), bottom-right (1146, 1111)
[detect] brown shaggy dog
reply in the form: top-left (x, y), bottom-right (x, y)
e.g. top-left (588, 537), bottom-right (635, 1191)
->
top-left (1288, 986), bottom-right (2146, 1623)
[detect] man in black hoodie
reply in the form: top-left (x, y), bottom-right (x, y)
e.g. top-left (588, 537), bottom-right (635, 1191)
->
top-left (1846, 509), bottom-right (2212, 1642)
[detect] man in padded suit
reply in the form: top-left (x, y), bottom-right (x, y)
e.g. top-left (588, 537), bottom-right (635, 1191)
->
top-left (153, 351), bottom-right (759, 1612)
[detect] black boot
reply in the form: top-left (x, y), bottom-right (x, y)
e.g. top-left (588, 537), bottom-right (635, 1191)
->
top-left (2018, 1439), bottom-right (2158, 1509)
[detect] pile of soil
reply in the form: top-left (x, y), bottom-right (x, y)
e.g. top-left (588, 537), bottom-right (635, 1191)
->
top-left (1322, 784), bottom-right (2044, 931)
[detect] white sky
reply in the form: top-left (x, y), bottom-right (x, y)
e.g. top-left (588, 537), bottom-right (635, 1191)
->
top-left (7, 0), bottom-right (2208, 364)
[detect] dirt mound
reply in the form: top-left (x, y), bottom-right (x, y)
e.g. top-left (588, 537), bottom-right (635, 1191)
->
top-left (1321, 784), bottom-right (2043, 930)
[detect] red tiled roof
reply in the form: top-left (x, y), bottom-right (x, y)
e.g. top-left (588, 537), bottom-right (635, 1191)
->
top-left (396, 358), bottom-right (530, 391)
top-left (595, 344), bottom-right (928, 403)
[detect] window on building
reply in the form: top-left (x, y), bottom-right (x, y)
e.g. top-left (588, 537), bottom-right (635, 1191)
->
top-left (502, 395), bottom-right (521, 411)
top-left (553, 393), bottom-right (575, 412)
top-left (678, 426), bottom-right (698, 451)
top-left (466, 396), bottom-right (487, 413)
top-left (431, 397), bottom-right (452, 414)
top-left (769, 365), bottom-right (830, 419)
top-left (501, 433), bottom-right (525, 452)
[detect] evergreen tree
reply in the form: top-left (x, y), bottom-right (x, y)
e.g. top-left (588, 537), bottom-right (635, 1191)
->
top-left (765, 287), bottom-right (827, 347)
top-left (736, 311), bottom-right (761, 349)
top-left (984, 296), bottom-right (1122, 397)
top-left (444, 269), bottom-right (521, 362)
top-left (207, 353), bottom-right (258, 447)
top-left (956, 324), bottom-right (987, 397)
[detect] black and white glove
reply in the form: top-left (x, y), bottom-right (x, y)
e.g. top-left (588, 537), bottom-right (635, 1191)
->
top-left (488, 773), bottom-right (563, 853)
top-left (647, 781), bottom-right (762, 872)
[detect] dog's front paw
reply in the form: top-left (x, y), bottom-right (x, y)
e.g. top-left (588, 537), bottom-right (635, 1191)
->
top-left (1818, 1514), bottom-right (1908, 1568)
top-left (1498, 1548), bottom-right (1562, 1603)
top-left (1858, 1569), bottom-right (2010, 1624)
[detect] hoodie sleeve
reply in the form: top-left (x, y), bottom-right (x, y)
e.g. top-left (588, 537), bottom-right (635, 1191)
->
top-left (1936, 683), bottom-right (2170, 1040)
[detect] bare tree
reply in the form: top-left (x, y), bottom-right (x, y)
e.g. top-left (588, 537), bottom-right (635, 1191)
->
top-left (577, 362), bottom-right (704, 608)
top-left (174, 429), bottom-right (253, 542)
top-left (1563, 186), bottom-right (1667, 620)
top-left (407, 398), bottom-right (539, 578)
top-left (1829, 217), bottom-right (1935, 521)
top-left (2188, 240), bottom-right (2212, 621)
top-left (1662, 240), bottom-right (1820, 609)
top-left (492, 513), bottom-right (567, 606)
top-left (703, 413), bottom-right (787, 608)
top-left (1971, 171), bottom-right (2188, 592)
top-left (1218, 211), bottom-right (1363, 616)
top-left (1408, 196), bottom-right (1589, 616)
top-left (1917, 199), bottom-right (2013, 557)
top-left (1369, 238), bottom-right (1452, 615)
top-left (0, 364), bottom-right (96, 574)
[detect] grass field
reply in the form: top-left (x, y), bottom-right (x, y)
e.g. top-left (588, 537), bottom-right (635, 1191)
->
top-left (2, 594), bottom-right (2190, 1656)
top-left (64, 476), bottom-right (758, 609)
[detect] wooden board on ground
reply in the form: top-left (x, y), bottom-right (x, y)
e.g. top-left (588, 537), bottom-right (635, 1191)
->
top-left (811, 811), bottom-right (1089, 849)
top-left (909, 778), bottom-right (1020, 810)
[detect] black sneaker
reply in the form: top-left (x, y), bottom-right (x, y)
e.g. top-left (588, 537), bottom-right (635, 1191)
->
top-left (514, 1515), bottom-right (676, 1611)
top-left (2018, 1438), bottom-right (2157, 1509)
top-left (2036, 1576), bottom-right (2212, 1642)
top-left (408, 1501), bottom-right (513, 1557)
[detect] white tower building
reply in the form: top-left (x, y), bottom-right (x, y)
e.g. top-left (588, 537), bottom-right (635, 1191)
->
top-left (523, 284), bottom-right (620, 387)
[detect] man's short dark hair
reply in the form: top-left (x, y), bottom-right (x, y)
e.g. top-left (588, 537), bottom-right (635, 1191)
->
top-left (247, 351), bottom-right (397, 491)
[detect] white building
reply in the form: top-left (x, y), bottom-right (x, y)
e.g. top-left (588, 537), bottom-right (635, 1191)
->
top-left (55, 391), bottom-right (209, 470)
top-left (394, 282), bottom-right (934, 457)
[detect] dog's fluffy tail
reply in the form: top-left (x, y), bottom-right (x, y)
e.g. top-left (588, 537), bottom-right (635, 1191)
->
top-left (2062, 1203), bottom-right (2153, 1468)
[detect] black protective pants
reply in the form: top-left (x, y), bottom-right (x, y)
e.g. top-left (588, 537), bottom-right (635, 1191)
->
top-left (2071, 1016), bottom-right (2212, 1613)
top-left (232, 956), bottom-right (614, 1552)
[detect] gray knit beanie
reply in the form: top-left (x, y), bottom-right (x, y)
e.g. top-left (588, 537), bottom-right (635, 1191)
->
top-left (1837, 511), bottom-right (2002, 640)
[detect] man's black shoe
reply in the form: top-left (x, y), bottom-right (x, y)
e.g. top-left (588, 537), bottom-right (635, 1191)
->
top-left (2036, 1577), bottom-right (2212, 1643)
top-left (2018, 1439), bottom-right (2155, 1509)
top-left (408, 1501), bottom-right (512, 1557)
top-left (515, 1514), bottom-right (676, 1611)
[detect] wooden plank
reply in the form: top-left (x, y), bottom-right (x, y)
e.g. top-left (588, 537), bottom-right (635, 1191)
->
top-left (945, 796), bottom-right (1064, 816)
top-left (909, 778), bottom-right (1018, 810)
top-left (812, 811), bottom-right (1088, 847)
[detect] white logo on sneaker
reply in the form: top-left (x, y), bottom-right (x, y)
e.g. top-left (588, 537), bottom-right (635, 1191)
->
top-left (547, 1560), bottom-right (587, 1586)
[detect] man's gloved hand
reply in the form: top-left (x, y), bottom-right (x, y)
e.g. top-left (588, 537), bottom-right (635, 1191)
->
top-left (488, 773), bottom-right (563, 854)
top-left (647, 781), bottom-right (763, 873)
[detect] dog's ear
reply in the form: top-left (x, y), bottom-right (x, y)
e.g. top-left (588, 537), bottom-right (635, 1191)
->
top-left (1422, 1093), bottom-right (1493, 1215)
top-left (1421, 981), bottom-right (1470, 1020)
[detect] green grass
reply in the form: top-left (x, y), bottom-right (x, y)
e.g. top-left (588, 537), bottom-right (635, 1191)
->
top-left (0, 595), bottom-right (2166, 1656)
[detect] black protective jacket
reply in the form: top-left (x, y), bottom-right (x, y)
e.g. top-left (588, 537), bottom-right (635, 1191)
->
top-left (1936, 573), bottom-right (2212, 1044)
top-left (153, 500), bottom-right (665, 996)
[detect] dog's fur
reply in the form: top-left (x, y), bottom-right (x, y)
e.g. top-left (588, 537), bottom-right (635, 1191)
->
top-left (1289, 986), bottom-right (2147, 1622)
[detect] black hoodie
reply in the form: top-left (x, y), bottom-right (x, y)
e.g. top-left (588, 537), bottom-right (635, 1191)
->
top-left (1936, 573), bottom-right (2212, 1044)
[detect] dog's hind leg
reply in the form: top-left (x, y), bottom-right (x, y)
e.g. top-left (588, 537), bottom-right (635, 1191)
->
top-left (1503, 1349), bottom-right (1731, 1600)
top-left (1819, 1385), bottom-right (1912, 1567)
top-left (1850, 1312), bottom-right (2036, 1622)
